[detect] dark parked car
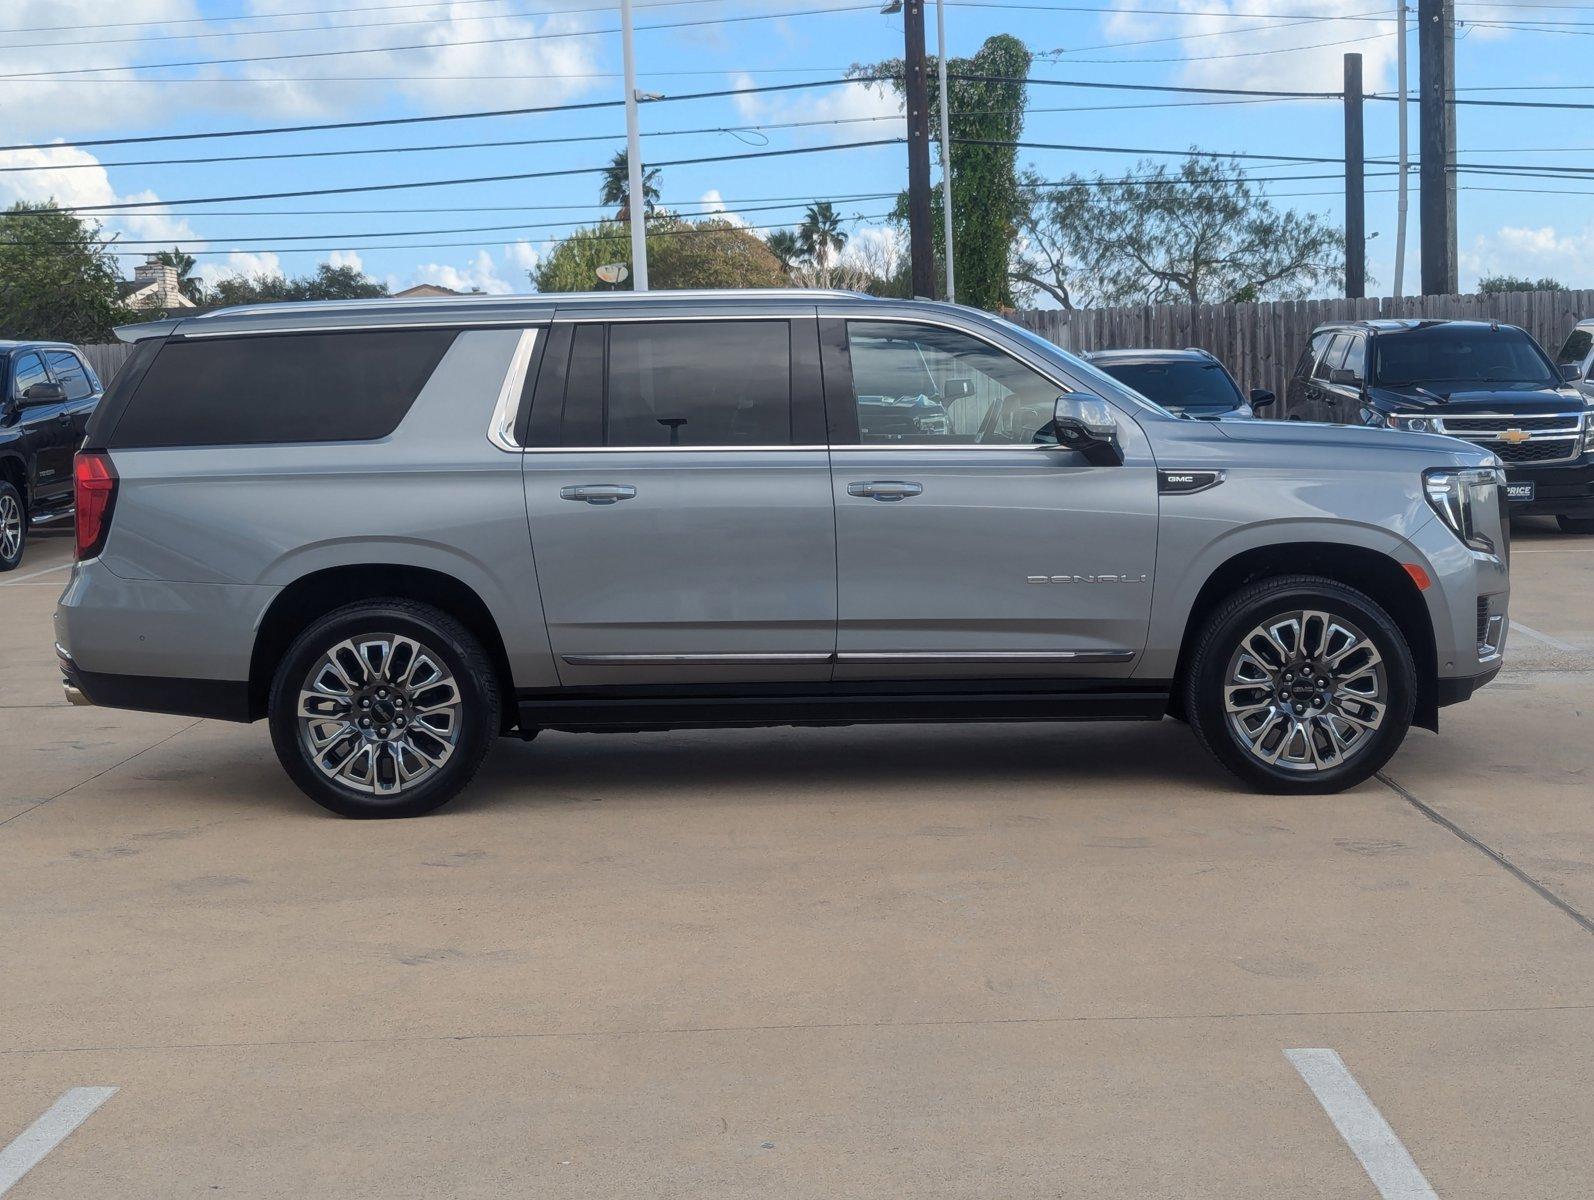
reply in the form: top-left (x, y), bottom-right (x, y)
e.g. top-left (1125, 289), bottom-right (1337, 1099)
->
top-left (1085, 348), bottom-right (1275, 419)
top-left (0, 340), bottom-right (104, 570)
top-left (1287, 319), bottom-right (1594, 533)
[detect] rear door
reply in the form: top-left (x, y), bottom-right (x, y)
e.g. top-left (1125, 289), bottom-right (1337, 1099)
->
top-left (1287, 331), bottom-right (1331, 419)
top-left (822, 316), bottom-right (1157, 681)
top-left (11, 351), bottom-right (74, 508)
top-left (45, 350), bottom-right (102, 444)
top-left (521, 314), bottom-right (838, 687)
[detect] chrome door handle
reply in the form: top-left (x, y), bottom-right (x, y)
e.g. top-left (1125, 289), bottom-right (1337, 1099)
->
top-left (559, 484), bottom-right (637, 505)
top-left (847, 480), bottom-right (924, 501)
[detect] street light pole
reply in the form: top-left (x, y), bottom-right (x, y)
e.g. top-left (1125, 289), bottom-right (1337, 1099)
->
top-left (620, 0), bottom-right (649, 291)
top-left (936, 0), bottom-right (955, 303)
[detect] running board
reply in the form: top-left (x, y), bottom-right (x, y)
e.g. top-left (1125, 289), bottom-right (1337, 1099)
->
top-left (517, 684), bottom-right (1169, 733)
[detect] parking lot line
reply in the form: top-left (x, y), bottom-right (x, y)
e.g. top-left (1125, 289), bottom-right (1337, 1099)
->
top-left (1509, 620), bottom-right (1580, 654)
top-left (0, 563), bottom-right (70, 587)
top-left (0, 1087), bottom-right (116, 1196)
top-left (1285, 1050), bottom-right (1437, 1200)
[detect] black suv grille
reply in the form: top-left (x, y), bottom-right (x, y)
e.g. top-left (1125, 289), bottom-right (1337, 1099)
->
top-left (1442, 414), bottom-right (1577, 433)
top-left (1491, 439), bottom-right (1579, 464)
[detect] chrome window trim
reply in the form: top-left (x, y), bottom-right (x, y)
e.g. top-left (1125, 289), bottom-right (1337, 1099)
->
top-left (486, 327), bottom-right (541, 452)
top-left (181, 317), bottom-right (549, 338)
top-left (521, 443), bottom-right (1075, 454)
top-left (563, 650), bottom-right (1135, 666)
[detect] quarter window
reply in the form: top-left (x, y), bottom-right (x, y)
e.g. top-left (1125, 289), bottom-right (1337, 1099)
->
top-left (12, 352), bottom-right (47, 399)
top-left (1313, 333), bottom-right (1350, 380)
top-left (1556, 328), bottom-right (1592, 368)
top-left (46, 351), bottom-right (95, 401)
top-left (603, 321), bottom-right (792, 446)
top-left (845, 321), bottom-right (1060, 445)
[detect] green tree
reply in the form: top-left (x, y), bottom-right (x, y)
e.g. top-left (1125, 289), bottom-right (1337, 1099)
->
top-left (1477, 274), bottom-right (1564, 295)
top-left (209, 261), bottom-right (389, 306)
top-left (798, 202), bottom-right (847, 286)
top-left (765, 228), bottom-right (803, 277)
top-left (599, 150), bottom-right (661, 221)
top-left (1016, 154), bottom-right (1345, 307)
top-left (534, 215), bottom-right (784, 292)
top-left (153, 247), bottom-right (204, 303)
top-left (0, 201), bottom-right (131, 342)
top-left (854, 33), bottom-right (1032, 309)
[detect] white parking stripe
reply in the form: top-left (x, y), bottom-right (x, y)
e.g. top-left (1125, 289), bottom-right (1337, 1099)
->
top-left (0, 1087), bottom-right (117, 1195)
top-left (1286, 1050), bottom-right (1438, 1200)
top-left (0, 562), bottom-right (71, 586)
top-left (1509, 620), bottom-right (1580, 654)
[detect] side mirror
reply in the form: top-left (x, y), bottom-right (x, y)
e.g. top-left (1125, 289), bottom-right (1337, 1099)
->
top-left (1560, 362), bottom-right (1582, 382)
top-left (20, 381), bottom-right (66, 405)
top-left (943, 378), bottom-right (974, 400)
top-left (1249, 388), bottom-right (1277, 410)
top-left (1051, 393), bottom-right (1123, 466)
top-left (1328, 368), bottom-right (1361, 387)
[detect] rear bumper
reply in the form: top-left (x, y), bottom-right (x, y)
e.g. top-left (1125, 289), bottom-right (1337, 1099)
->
top-left (1503, 454), bottom-right (1594, 517)
top-left (56, 643), bottom-right (251, 721)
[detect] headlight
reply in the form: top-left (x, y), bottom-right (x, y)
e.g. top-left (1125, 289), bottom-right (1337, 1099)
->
top-left (1389, 413), bottom-right (1439, 433)
top-left (1423, 467), bottom-right (1503, 554)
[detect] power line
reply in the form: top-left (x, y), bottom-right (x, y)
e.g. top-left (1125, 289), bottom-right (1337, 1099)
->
top-left (0, 0), bottom-right (597, 35)
top-left (0, 2), bottom-right (881, 80)
top-left (0, 75), bottom-right (881, 155)
top-left (955, 74), bottom-right (1344, 100)
top-left (959, 138), bottom-right (1342, 166)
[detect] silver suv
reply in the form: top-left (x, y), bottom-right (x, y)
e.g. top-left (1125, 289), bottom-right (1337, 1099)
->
top-left (55, 291), bottom-right (1509, 817)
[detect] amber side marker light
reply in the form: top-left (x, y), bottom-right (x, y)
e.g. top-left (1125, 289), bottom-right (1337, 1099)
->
top-left (1402, 562), bottom-right (1433, 591)
top-left (74, 451), bottom-right (118, 561)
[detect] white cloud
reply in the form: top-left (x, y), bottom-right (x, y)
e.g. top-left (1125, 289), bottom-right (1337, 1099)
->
top-left (1097, 0), bottom-right (1401, 93)
top-left (194, 252), bottom-right (283, 289)
top-left (729, 72), bottom-right (901, 143)
top-left (1460, 225), bottom-right (1594, 290)
top-left (409, 247), bottom-right (525, 294)
top-left (503, 240), bottom-right (539, 272)
top-left (327, 249), bottom-right (364, 272)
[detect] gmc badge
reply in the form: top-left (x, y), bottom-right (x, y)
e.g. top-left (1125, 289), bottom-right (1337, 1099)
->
top-left (1158, 469), bottom-right (1226, 495)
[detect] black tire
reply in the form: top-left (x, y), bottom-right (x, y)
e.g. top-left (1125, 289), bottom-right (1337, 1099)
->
top-left (268, 599), bottom-right (500, 818)
top-left (1556, 515), bottom-right (1594, 535)
top-left (0, 480), bottom-right (26, 572)
top-left (1183, 575), bottom-right (1416, 795)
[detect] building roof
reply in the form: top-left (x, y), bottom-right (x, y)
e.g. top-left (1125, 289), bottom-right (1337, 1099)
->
top-left (393, 283), bottom-right (462, 298)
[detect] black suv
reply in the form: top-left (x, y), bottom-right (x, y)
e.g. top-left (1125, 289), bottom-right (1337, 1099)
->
top-left (1085, 347), bottom-right (1275, 418)
top-left (0, 340), bottom-right (104, 570)
top-left (1288, 319), bottom-right (1594, 532)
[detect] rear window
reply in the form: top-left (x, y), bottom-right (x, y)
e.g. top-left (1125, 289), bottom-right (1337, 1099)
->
top-left (107, 329), bottom-right (458, 448)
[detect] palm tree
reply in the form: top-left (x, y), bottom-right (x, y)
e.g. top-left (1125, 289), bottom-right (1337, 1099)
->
top-left (798, 202), bottom-right (847, 287)
top-left (154, 246), bottom-right (203, 303)
top-left (599, 150), bottom-right (661, 222)
top-left (765, 229), bottom-right (803, 278)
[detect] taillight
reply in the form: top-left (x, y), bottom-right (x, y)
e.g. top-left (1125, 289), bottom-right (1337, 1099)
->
top-left (74, 451), bottom-right (117, 561)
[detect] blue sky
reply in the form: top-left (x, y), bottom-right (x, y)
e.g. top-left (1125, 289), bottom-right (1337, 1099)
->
top-left (1, 0), bottom-right (1590, 300)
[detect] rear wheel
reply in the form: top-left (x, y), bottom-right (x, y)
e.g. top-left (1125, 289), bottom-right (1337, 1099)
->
top-left (0, 481), bottom-right (25, 571)
top-left (1556, 515), bottom-right (1594, 535)
top-left (1184, 576), bottom-right (1416, 794)
top-left (268, 599), bottom-right (500, 818)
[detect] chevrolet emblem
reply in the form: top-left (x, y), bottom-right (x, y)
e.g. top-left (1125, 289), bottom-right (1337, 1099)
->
top-left (1499, 428), bottom-right (1532, 445)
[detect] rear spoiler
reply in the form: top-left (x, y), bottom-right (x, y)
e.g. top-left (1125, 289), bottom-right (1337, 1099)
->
top-left (114, 318), bottom-right (185, 344)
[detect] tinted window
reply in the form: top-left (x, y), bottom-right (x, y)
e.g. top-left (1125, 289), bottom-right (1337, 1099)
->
top-left (1096, 359), bottom-right (1243, 412)
top-left (46, 351), bottom-right (94, 401)
top-left (603, 322), bottom-right (791, 446)
top-left (1371, 326), bottom-right (1558, 390)
top-left (1341, 335), bottom-right (1366, 382)
top-left (846, 321), bottom-right (1059, 445)
top-left (1295, 332), bottom-right (1329, 379)
top-left (12, 352), bottom-right (47, 398)
top-left (109, 329), bottom-right (458, 448)
top-left (1556, 328), bottom-right (1592, 367)
top-left (1313, 334), bottom-right (1349, 380)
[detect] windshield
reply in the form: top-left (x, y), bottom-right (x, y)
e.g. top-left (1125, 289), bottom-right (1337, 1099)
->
top-left (1094, 360), bottom-right (1243, 412)
top-left (1372, 326), bottom-right (1560, 390)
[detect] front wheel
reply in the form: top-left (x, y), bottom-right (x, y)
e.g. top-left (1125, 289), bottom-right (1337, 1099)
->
top-left (1557, 514), bottom-right (1594, 535)
top-left (1183, 576), bottom-right (1417, 794)
top-left (0, 481), bottom-right (26, 571)
top-left (268, 599), bottom-right (500, 818)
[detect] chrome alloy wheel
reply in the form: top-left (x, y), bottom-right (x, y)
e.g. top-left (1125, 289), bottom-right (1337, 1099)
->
top-left (1223, 609), bottom-right (1387, 773)
top-left (297, 634), bottom-right (462, 795)
top-left (0, 491), bottom-right (21, 561)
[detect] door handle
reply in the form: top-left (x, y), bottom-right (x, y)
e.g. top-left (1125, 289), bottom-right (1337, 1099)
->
top-left (56, 412), bottom-right (72, 424)
top-left (847, 480), bottom-right (924, 501)
top-left (559, 484), bottom-right (637, 505)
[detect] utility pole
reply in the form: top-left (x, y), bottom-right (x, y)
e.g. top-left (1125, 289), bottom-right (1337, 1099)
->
top-left (1394, 0), bottom-right (1409, 299)
top-left (936, 0), bottom-right (955, 303)
top-left (1418, 0), bottom-right (1457, 295)
top-left (620, 0), bottom-right (649, 291)
top-left (1343, 53), bottom-right (1366, 300)
top-left (903, 0), bottom-right (937, 299)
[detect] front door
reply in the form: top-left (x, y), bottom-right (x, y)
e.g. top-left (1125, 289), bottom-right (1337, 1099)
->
top-left (522, 316), bottom-right (838, 687)
top-left (822, 318), bottom-right (1158, 681)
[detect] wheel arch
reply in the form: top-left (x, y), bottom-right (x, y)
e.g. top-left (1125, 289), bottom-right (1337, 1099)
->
top-left (0, 451), bottom-right (26, 507)
top-left (249, 563), bottom-right (517, 731)
top-left (1172, 541), bottom-right (1439, 731)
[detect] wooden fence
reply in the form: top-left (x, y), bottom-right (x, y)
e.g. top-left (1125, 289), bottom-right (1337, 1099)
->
top-left (1009, 289), bottom-right (1594, 415)
top-left (79, 341), bottom-right (134, 384)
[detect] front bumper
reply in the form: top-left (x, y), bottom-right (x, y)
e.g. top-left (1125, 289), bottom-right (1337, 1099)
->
top-left (1502, 453), bottom-right (1594, 518)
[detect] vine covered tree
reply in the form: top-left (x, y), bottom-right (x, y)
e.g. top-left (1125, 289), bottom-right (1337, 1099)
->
top-left (1016, 154), bottom-right (1345, 307)
top-left (853, 33), bottom-right (1032, 310)
top-left (599, 150), bottom-right (661, 221)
